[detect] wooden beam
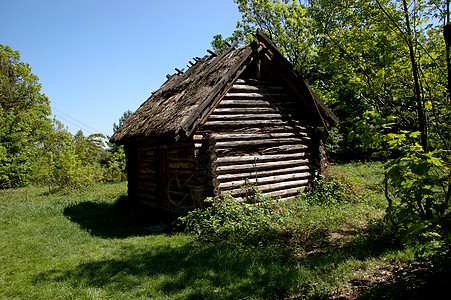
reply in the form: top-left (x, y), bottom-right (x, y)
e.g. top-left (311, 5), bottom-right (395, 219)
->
top-left (218, 99), bottom-right (272, 106)
top-left (207, 49), bottom-right (217, 56)
top-left (207, 113), bottom-right (283, 121)
top-left (233, 186), bottom-right (306, 202)
top-left (215, 137), bottom-right (310, 148)
top-left (211, 107), bottom-right (280, 114)
top-left (224, 92), bottom-right (287, 99)
top-left (219, 172), bottom-right (311, 189)
top-left (225, 179), bottom-right (309, 196)
top-left (217, 165), bottom-right (312, 182)
top-left (216, 158), bottom-right (311, 173)
top-left (216, 152), bottom-right (310, 164)
top-left (212, 132), bottom-right (309, 141)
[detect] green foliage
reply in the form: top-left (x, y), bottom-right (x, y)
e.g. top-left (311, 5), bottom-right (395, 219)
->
top-left (234, 0), bottom-right (317, 71)
top-left (383, 131), bottom-right (451, 249)
top-left (30, 123), bottom-right (107, 192)
top-left (179, 194), bottom-right (287, 245)
top-left (353, 110), bottom-right (451, 249)
top-left (112, 109), bottom-right (133, 134)
top-left (180, 172), bottom-right (362, 246)
top-left (0, 44), bottom-right (52, 187)
top-left (103, 146), bottom-right (127, 182)
top-left (105, 110), bottom-right (132, 183)
top-left (301, 172), bottom-right (352, 206)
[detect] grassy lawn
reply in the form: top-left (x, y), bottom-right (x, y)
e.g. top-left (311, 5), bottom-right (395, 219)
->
top-left (1, 163), bottom-right (448, 299)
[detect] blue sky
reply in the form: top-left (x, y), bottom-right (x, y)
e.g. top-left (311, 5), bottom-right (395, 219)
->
top-left (1, 0), bottom-right (241, 137)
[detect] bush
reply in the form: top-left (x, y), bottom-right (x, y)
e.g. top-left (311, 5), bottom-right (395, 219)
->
top-left (301, 172), bottom-right (353, 206)
top-left (179, 173), bottom-right (360, 247)
top-left (179, 194), bottom-right (289, 245)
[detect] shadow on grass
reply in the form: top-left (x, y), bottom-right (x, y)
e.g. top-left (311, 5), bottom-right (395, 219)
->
top-left (58, 201), bottom-right (448, 298)
top-left (34, 241), bottom-right (300, 299)
top-left (63, 196), bottom-right (178, 239)
top-left (359, 253), bottom-right (451, 300)
top-left (32, 221), bottom-right (415, 299)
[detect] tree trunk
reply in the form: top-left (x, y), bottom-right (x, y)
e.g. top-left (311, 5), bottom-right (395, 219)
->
top-left (402, 0), bottom-right (427, 151)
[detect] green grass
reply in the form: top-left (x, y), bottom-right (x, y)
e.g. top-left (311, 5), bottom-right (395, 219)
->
top-left (1, 164), bottom-right (448, 299)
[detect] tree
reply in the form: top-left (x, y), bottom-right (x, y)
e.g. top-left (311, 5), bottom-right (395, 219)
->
top-left (0, 44), bottom-right (53, 187)
top-left (104, 110), bottom-right (133, 182)
top-left (112, 110), bottom-right (133, 134)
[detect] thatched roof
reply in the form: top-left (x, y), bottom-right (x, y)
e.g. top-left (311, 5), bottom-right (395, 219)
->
top-left (111, 30), bottom-right (338, 144)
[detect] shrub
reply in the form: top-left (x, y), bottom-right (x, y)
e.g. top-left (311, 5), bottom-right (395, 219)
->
top-left (301, 172), bottom-right (353, 206)
top-left (179, 194), bottom-right (288, 245)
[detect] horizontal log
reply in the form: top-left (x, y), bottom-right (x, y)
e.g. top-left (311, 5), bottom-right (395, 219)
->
top-left (224, 92), bottom-right (287, 99)
top-left (212, 132), bottom-right (310, 141)
top-left (218, 99), bottom-right (272, 107)
top-left (216, 165), bottom-right (313, 182)
top-left (196, 126), bottom-right (311, 137)
top-left (135, 158), bottom-right (156, 164)
top-left (204, 118), bottom-right (310, 128)
top-left (216, 152), bottom-right (310, 165)
top-left (218, 172), bottom-right (312, 190)
top-left (225, 179), bottom-right (309, 196)
top-left (217, 100), bottom-right (299, 109)
top-left (168, 169), bottom-right (197, 175)
top-left (233, 187), bottom-right (305, 202)
top-left (207, 113), bottom-right (282, 121)
top-left (203, 119), bottom-right (287, 127)
top-left (216, 148), bottom-right (308, 157)
top-left (168, 162), bottom-right (195, 169)
top-left (168, 157), bottom-right (195, 163)
top-left (235, 79), bottom-right (281, 85)
top-left (135, 168), bottom-right (156, 174)
top-left (136, 166), bottom-right (157, 172)
top-left (215, 138), bottom-right (310, 149)
top-left (135, 158), bottom-right (155, 164)
top-left (216, 158), bottom-right (311, 174)
top-left (262, 144), bottom-right (310, 154)
top-left (230, 84), bottom-right (284, 92)
top-left (135, 153), bottom-right (155, 159)
top-left (167, 150), bottom-right (194, 157)
top-left (212, 107), bottom-right (280, 114)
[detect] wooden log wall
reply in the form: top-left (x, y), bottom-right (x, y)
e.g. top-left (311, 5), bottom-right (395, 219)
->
top-left (196, 78), bottom-right (318, 202)
top-left (126, 141), bottom-right (197, 211)
top-left (125, 144), bottom-right (157, 205)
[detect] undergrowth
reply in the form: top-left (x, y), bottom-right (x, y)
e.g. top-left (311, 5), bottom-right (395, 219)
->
top-left (179, 167), bottom-right (384, 249)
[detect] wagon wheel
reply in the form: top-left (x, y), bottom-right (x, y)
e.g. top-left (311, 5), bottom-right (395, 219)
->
top-left (167, 175), bottom-right (197, 210)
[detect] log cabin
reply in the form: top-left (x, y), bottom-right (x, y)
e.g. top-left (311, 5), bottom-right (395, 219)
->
top-left (110, 30), bottom-right (338, 212)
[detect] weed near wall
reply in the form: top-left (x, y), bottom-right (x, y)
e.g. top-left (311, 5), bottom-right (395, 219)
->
top-left (179, 171), bottom-right (375, 248)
